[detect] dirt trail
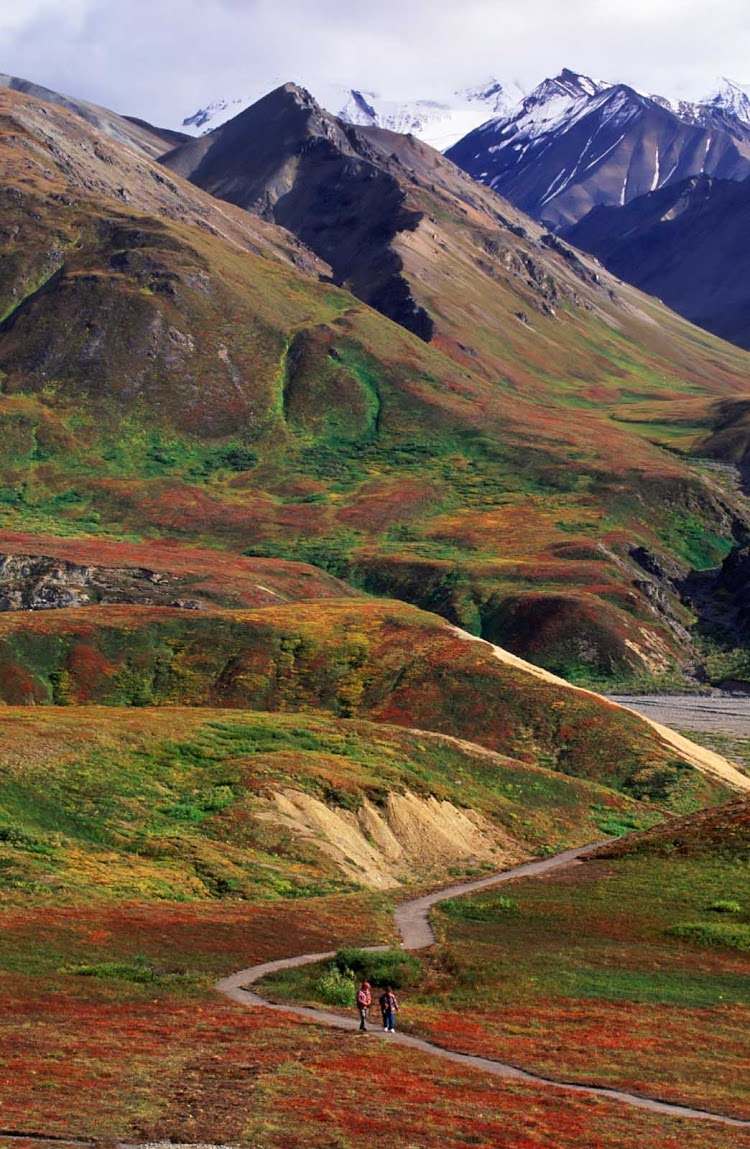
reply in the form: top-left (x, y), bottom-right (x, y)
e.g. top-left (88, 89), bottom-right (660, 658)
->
top-left (217, 844), bottom-right (750, 1129)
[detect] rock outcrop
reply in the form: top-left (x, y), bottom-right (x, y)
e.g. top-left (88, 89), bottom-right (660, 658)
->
top-left (0, 553), bottom-right (205, 611)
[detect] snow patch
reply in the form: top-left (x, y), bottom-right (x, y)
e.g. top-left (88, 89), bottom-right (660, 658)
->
top-left (651, 145), bottom-right (660, 191)
top-left (620, 170), bottom-right (629, 205)
top-left (582, 132), bottom-right (626, 172)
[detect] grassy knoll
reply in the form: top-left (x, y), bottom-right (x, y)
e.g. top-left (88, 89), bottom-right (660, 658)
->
top-left (591, 793), bottom-right (750, 860)
top-left (0, 599), bottom-right (734, 809)
top-left (0, 707), bottom-right (662, 902)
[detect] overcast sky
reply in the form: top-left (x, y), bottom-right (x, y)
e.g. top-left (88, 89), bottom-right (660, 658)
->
top-left (2, 0), bottom-right (749, 127)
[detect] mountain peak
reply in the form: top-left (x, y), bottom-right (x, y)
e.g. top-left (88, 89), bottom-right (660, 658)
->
top-left (703, 76), bottom-right (750, 125)
top-left (267, 81), bottom-right (321, 112)
top-left (182, 78), bottom-right (524, 150)
top-left (518, 69), bottom-right (611, 118)
top-left (555, 68), bottom-right (609, 97)
top-left (446, 65), bottom-right (750, 229)
top-left (215, 80), bottom-right (330, 139)
top-left (278, 80), bottom-right (314, 100)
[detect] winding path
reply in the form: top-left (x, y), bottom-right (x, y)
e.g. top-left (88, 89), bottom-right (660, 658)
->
top-left (218, 844), bottom-right (750, 1130)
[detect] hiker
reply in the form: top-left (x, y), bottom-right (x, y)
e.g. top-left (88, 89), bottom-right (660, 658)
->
top-left (379, 986), bottom-right (399, 1031)
top-left (356, 980), bottom-right (372, 1031)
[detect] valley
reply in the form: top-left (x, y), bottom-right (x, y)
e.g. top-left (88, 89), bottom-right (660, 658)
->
top-left (0, 55), bottom-right (749, 1149)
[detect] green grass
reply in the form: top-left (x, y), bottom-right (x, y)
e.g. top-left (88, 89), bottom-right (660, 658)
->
top-left (439, 894), bottom-right (518, 922)
top-left (0, 708), bottom-right (661, 904)
top-left (257, 947), bottom-right (422, 1007)
top-left (429, 852), bottom-right (750, 1005)
top-left (667, 921), bottom-right (750, 951)
top-left (61, 956), bottom-right (159, 983)
top-left (397, 849), bottom-right (750, 1115)
top-left (334, 947), bottom-right (421, 989)
top-left (589, 803), bottom-right (664, 837)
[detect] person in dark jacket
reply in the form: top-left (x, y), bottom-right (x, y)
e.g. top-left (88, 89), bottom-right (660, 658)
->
top-left (379, 986), bottom-right (399, 1031)
top-left (356, 980), bottom-right (372, 1031)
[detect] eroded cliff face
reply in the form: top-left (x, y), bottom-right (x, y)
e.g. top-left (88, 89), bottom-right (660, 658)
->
top-left (0, 553), bottom-right (206, 611)
top-left (259, 787), bottom-right (528, 889)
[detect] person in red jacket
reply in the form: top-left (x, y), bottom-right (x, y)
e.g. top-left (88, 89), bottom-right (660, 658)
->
top-left (356, 980), bottom-right (372, 1031)
top-left (379, 986), bottom-right (399, 1031)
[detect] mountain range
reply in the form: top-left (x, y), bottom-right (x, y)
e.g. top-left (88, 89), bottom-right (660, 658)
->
top-left (2, 72), bottom-right (750, 688)
top-left (184, 69), bottom-right (750, 227)
top-left (181, 67), bottom-right (750, 348)
top-left (447, 70), bottom-right (750, 227)
top-left (183, 78), bottom-right (525, 150)
top-left (3, 64), bottom-right (750, 1149)
top-left (440, 69), bottom-right (750, 346)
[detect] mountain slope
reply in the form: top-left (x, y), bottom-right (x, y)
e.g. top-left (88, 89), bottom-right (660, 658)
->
top-left (0, 73), bottom-right (189, 158)
top-left (163, 83), bottom-right (435, 338)
top-left (446, 69), bottom-right (750, 228)
top-left (4, 82), bottom-right (750, 681)
top-left (563, 174), bottom-right (750, 349)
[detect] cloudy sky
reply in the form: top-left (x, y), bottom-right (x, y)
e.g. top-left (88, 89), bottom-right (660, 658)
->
top-left (1, 0), bottom-right (749, 126)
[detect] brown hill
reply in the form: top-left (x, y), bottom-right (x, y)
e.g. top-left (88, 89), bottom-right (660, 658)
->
top-left (0, 73), bottom-right (189, 159)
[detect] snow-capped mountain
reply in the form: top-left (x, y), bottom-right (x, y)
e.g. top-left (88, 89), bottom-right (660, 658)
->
top-left (707, 77), bottom-right (750, 126)
top-left (183, 96), bottom-right (248, 131)
top-left (182, 68), bottom-right (750, 231)
top-left (446, 68), bottom-right (750, 228)
top-left (654, 78), bottom-right (750, 129)
top-left (334, 80), bottom-right (525, 150)
top-left (182, 79), bottom-right (525, 151)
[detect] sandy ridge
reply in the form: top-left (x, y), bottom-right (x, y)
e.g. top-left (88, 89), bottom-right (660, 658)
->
top-left (451, 627), bottom-right (750, 792)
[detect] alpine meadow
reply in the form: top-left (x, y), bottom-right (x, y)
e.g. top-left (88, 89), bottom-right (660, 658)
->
top-left (1, 36), bottom-right (750, 1149)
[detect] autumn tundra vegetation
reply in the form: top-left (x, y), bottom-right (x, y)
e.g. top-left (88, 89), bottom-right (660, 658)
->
top-left (0, 79), bottom-right (749, 1148)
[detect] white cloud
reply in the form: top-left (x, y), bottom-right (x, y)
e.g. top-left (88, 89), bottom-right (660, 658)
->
top-left (1, 0), bottom-right (750, 126)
